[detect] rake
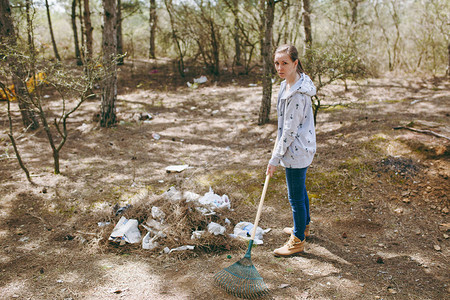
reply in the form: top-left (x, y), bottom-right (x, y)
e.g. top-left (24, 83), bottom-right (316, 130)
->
top-left (214, 173), bottom-right (272, 299)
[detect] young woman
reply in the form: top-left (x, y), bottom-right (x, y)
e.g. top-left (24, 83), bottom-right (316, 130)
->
top-left (267, 44), bottom-right (316, 256)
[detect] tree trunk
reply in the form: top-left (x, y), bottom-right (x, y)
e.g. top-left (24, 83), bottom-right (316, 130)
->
top-left (116, 0), bottom-right (124, 64)
top-left (232, 0), bottom-right (241, 66)
top-left (101, 0), bottom-right (118, 127)
top-left (302, 0), bottom-right (312, 49)
top-left (209, 20), bottom-right (220, 76)
top-left (0, 0), bottom-right (39, 130)
top-left (258, 0), bottom-right (275, 125)
top-left (71, 0), bottom-right (82, 65)
top-left (351, 0), bottom-right (358, 25)
top-left (282, 0), bottom-right (291, 44)
top-left (234, 17), bottom-right (242, 66)
top-left (149, 0), bottom-right (157, 59)
top-left (78, 0), bottom-right (85, 53)
top-left (26, 0), bottom-right (34, 53)
top-left (83, 0), bottom-right (93, 61)
top-left (258, 0), bottom-right (265, 58)
top-left (45, 0), bottom-right (60, 61)
top-left (447, 43), bottom-right (450, 76)
top-left (2, 81), bottom-right (33, 183)
top-left (164, 0), bottom-right (185, 77)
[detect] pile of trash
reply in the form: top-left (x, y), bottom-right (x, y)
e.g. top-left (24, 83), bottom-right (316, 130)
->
top-left (104, 186), bottom-right (270, 255)
top-left (187, 75), bottom-right (208, 89)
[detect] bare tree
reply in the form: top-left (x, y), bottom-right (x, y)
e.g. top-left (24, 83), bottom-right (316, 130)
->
top-left (149, 0), bottom-right (157, 59)
top-left (45, 0), bottom-right (60, 61)
top-left (78, 0), bottom-right (85, 53)
top-left (83, 0), bottom-right (94, 62)
top-left (25, 0), bottom-right (35, 55)
top-left (164, 0), bottom-right (185, 77)
top-left (71, 0), bottom-right (83, 65)
top-left (258, 0), bottom-right (277, 125)
top-left (302, 0), bottom-right (312, 49)
top-left (374, 0), bottom-right (401, 71)
top-left (229, 0), bottom-right (242, 66)
top-left (2, 48), bottom-right (102, 175)
top-left (0, 82), bottom-right (33, 183)
top-left (101, 0), bottom-right (118, 127)
top-left (116, 0), bottom-right (124, 64)
top-left (0, 0), bottom-right (39, 130)
top-left (224, 0), bottom-right (260, 75)
top-left (192, 0), bottom-right (221, 76)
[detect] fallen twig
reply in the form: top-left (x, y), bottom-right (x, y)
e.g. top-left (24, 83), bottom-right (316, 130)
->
top-left (393, 126), bottom-right (450, 141)
top-left (76, 230), bottom-right (99, 236)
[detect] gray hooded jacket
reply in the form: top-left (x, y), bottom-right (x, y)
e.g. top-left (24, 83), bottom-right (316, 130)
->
top-left (269, 73), bottom-right (316, 169)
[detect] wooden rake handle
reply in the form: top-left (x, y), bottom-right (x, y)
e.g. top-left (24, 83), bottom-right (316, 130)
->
top-left (250, 137), bottom-right (278, 240)
top-left (250, 174), bottom-right (270, 240)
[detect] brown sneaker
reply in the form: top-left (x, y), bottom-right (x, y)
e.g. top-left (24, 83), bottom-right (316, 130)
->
top-left (273, 234), bottom-right (305, 256)
top-left (282, 224), bottom-right (310, 237)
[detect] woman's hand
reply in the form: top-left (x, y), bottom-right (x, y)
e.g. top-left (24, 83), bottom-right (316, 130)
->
top-left (266, 164), bottom-right (276, 177)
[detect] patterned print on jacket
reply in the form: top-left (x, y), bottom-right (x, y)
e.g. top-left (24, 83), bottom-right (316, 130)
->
top-left (269, 73), bottom-right (317, 169)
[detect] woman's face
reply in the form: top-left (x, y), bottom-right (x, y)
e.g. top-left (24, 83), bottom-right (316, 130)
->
top-left (274, 52), bottom-right (298, 80)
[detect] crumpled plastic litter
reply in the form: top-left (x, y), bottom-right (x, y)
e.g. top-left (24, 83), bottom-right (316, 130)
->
top-left (162, 187), bottom-right (230, 215)
top-left (196, 187), bottom-right (230, 215)
top-left (113, 204), bottom-right (132, 216)
top-left (230, 222), bottom-right (271, 245)
top-left (165, 164), bottom-right (189, 173)
top-left (151, 206), bottom-right (165, 220)
top-left (142, 232), bottom-right (159, 250)
top-left (191, 230), bottom-right (205, 239)
top-left (194, 75), bottom-right (208, 84)
top-left (162, 186), bottom-right (182, 202)
top-left (163, 245), bottom-right (195, 254)
top-left (187, 82), bottom-right (199, 89)
top-left (207, 222), bottom-right (226, 235)
top-left (184, 191), bottom-right (200, 202)
top-left (109, 216), bottom-right (141, 244)
top-left (139, 113), bottom-right (153, 120)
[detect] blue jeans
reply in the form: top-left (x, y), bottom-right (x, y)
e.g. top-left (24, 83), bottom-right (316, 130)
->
top-left (285, 167), bottom-right (310, 241)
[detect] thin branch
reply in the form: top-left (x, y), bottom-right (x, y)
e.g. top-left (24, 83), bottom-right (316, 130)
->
top-left (393, 126), bottom-right (450, 141)
top-left (1, 82), bottom-right (34, 184)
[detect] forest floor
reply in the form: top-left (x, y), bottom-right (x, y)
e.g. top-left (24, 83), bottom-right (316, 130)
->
top-left (0, 59), bottom-right (449, 300)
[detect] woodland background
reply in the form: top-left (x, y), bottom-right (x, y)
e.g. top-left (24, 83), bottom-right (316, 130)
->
top-left (0, 0), bottom-right (449, 299)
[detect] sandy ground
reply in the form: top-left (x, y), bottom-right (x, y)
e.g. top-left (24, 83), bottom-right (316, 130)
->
top-left (0, 60), bottom-right (449, 299)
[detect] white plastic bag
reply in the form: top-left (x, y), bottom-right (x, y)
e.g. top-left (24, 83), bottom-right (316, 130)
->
top-left (231, 222), bottom-right (271, 245)
top-left (198, 187), bottom-right (230, 211)
top-left (162, 186), bottom-right (182, 202)
top-left (207, 222), bottom-right (226, 235)
top-left (184, 191), bottom-right (201, 202)
top-left (193, 75), bottom-right (207, 84)
top-left (142, 232), bottom-right (159, 250)
top-left (191, 230), bottom-right (205, 239)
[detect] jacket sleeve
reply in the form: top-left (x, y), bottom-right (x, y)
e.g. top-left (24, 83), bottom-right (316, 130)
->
top-left (269, 93), bottom-right (306, 166)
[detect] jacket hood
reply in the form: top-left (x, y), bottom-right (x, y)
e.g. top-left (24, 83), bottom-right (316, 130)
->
top-left (281, 73), bottom-right (316, 99)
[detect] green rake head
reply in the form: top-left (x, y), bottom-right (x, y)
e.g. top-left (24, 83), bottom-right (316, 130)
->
top-left (214, 241), bottom-right (270, 299)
